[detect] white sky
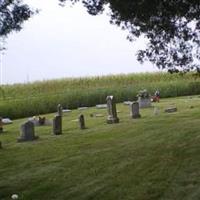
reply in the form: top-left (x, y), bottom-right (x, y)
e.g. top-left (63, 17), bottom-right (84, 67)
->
top-left (1, 0), bottom-right (158, 84)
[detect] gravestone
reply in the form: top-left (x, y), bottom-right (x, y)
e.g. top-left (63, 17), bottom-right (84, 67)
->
top-left (130, 102), bottom-right (141, 118)
top-left (96, 104), bottom-right (107, 109)
top-left (138, 97), bottom-right (151, 108)
top-left (123, 101), bottom-right (132, 106)
top-left (95, 114), bottom-right (104, 117)
top-left (0, 117), bottom-right (3, 133)
top-left (106, 96), bottom-right (119, 124)
top-left (2, 118), bottom-right (13, 124)
top-left (78, 107), bottom-right (88, 110)
top-left (79, 114), bottom-right (86, 129)
top-left (165, 107), bottom-right (177, 113)
top-left (0, 141), bottom-right (2, 149)
top-left (18, 121), bottom-right (39, 142)
top-left (57, 104), bottom-right (63, 116)
top-left (53, 115), bottom-right (62, 135)
top-left (63, 109), bottom-right (72, 113)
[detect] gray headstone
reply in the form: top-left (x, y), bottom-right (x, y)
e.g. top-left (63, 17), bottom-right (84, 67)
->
top-left (123, 101), bottom-right (132, 106)
top-left (138, 97), bottom-right (151, 108)
top-left (95, 114), bottom-right (104, 117)
top-left (78, 107), bottom-right (88, 110)
top-left (57, 104), bottom-right (63, 117)
top-left (18, 121), bottom-right (38, 142)
top-left (96, 104), bottom-right (107, 109)
top-left (63, 109), bottom-right (72, 113)
top-left (79, 114), bottom-right (86, 129)
top-left (0, 117), bottom-right (3, 133)
top-left (2, 118), bottom-right (12, 124)
top-left (53, 115), bottom-right (62, 135)
top-left (106, 96), bottom-right (119, 124)
top-left (130, 102), bottom-right (141, 118)
top-left (165, 107), bottom-right (177, 113)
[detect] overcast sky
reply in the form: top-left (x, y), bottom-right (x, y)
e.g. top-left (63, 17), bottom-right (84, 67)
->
top-left (1, 0), bottom-right (158, 85)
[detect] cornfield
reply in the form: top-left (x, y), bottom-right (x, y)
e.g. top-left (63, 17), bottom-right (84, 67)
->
top-left (1, 72), bottom-right (200, 119)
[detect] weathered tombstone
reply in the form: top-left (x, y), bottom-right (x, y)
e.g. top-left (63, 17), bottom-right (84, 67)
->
top-left (123, 101), bottom-right (132, 106)
top-left (106, 96), bottom-right (119, 124)
top-left (63, 109), bottom-right (72, 113)
top-left (57, 104), bottom-right (63, 116)
top-left (165, 107), bottom-right (177, 113)
top-left (95, 114), bottom-right (104, 117)
top-left (130, 102), bottom-right (141, 118)
top-left (138, 97), bottom-right (151, 108)
top-left (53, 115), bottom-right (62, 135)
top-left (78, 107), bottom-right (88, 110)
top-left (96, 104), bottom-right (107, 109)
top-left (2, 118), bottom-right (13, 124)
top-left (79, 114), bottom-right (86, 129)
top-left (18, 121), bottom-right (38, 142)
top-left (0, 117), bottom-right (3, 133)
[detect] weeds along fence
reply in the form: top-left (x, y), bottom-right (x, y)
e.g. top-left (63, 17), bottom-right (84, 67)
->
top-left (1, 72), bottom-right (200, 119)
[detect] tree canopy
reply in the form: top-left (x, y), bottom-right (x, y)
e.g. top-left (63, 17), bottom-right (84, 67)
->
top-left (1, 0), bottom-right (200, 72)
top-left (0, 0), bottom-right (33, 50)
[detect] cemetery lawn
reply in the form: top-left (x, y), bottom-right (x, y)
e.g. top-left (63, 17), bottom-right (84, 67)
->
top-left (0, 95), bottom-right (200, 200)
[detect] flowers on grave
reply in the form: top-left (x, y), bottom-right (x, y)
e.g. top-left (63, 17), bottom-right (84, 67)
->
top-left (137, 89), bottom-right (150, 99)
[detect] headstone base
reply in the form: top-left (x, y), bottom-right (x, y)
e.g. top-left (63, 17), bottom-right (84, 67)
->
top-left (17, 136), bottom-right (39, 142)
top-left (131, 114), bottom-right (141, 119)
top-left (107, 116), bottom-right (119, 124)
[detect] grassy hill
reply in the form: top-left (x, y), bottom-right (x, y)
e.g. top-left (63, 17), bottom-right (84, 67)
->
top-left (0, 95), bottom-right (200, 200)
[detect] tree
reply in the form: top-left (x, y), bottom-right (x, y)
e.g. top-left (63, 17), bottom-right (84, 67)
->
top-left (0, 0), bottom-right (34, 50)
top-left (1, 0), bottom-right (200, 72)
top-left (59, 0), bottom-right (200, 72)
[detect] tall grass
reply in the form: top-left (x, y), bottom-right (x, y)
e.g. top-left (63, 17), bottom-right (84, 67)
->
top-left (1, 72), bottom-right (200, 119)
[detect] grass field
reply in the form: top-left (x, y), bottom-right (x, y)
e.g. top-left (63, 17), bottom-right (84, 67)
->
top-left (1, 72), bottom-right (200, 119)
top-left (0, 95), bottom-right (200, 200)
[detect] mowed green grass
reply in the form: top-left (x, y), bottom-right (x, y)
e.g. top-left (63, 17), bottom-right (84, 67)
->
top-left (0, 96), bottom-right (200, 200)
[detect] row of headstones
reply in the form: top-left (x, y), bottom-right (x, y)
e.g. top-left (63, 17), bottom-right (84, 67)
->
top-left (17, 96), bottom-right (140, 142)
top-left (17, 106), bottom-right (87, 142)
top-left (106, 96), bottom-right (140, 123)
top-left (17, 114), bottom-right (86, 142)
top-left (0, 96), bottom-right (140, 145)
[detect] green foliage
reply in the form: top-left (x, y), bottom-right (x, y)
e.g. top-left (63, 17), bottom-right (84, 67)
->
top-left (1, 72), bottom-right (200, 119)
top-left (0, 0), bottom-right (34, 37)
top-left (61, 0), bottom-right (200, 71)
